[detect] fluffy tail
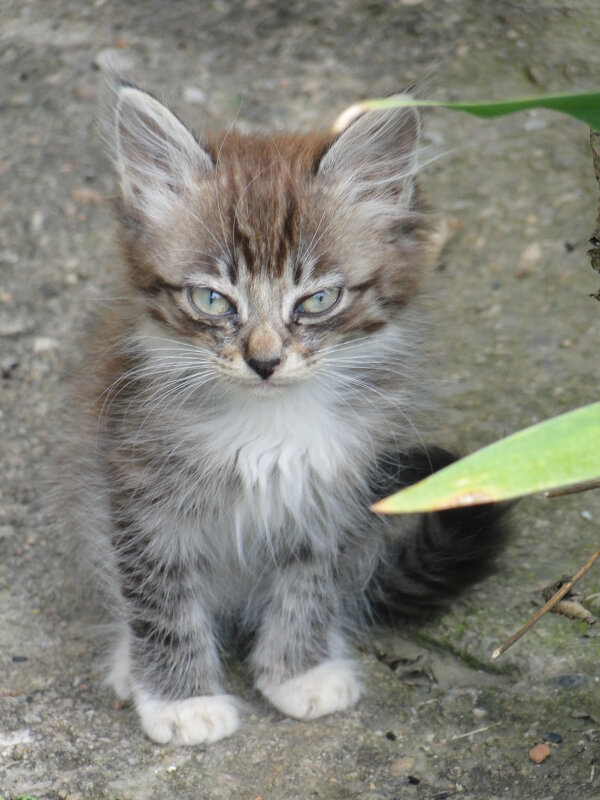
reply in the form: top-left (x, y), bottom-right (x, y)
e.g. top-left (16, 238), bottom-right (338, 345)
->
top-left (367, 446), bottom-right (511, 621)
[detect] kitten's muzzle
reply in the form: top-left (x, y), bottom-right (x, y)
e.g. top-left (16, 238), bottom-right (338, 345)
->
top-left (246, 356), bottom-right (281, 380)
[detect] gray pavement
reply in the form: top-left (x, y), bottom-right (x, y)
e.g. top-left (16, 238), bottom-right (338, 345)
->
top-left (2, 1), bottom-right (600, 798)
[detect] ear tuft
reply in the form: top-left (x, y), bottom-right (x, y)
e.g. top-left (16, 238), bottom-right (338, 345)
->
top-left (320, 101), bottom-right (421, 203)
top-left (114, 86), bottom-right (213, 206)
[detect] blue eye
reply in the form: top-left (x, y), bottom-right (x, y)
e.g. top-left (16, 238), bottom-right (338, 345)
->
top-left (295, 287), bottom-right (341, 315)
top-left (187, 287), bottom-right (235, 317)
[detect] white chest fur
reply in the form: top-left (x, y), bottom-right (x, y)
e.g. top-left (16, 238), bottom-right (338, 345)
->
top-left (178, 381), bottom-right (367, 543)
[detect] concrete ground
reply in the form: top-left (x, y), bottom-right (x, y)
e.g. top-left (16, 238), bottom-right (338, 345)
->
top-left (2, 1), bottom-right (600, 798)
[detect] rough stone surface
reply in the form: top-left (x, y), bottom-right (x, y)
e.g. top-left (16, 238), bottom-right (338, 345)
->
top-left (2, 1), bottom-right (600, 798)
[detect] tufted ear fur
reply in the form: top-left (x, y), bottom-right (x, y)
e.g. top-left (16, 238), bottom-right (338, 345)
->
top-left (319, 102), bottom-right (421, 206)
top-left (114, 86), bottom-right (213, 222)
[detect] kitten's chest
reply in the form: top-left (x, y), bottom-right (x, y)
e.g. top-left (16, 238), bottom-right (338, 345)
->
top-left (186, 387), bottom-right (368, 528)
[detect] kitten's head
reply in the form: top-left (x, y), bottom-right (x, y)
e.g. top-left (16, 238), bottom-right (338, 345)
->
top-left (111, 85), bottom-right (433, 395)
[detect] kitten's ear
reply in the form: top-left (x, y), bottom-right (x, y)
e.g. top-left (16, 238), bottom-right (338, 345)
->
top-left (114, 85), bottom-right (213, 208)
top-left (319, 101), bottom-right (420, 202)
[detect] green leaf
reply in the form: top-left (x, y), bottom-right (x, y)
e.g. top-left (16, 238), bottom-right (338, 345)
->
top-left (372, 403), bottom-right (600, 514)
top-left (361, 91), bottom-right (600, 129)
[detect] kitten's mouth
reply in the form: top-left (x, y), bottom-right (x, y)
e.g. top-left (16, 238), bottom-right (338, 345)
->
top-left (245, 371), bottom-right (302, 396)
top-left (249, 378), bottom-right (283, 395)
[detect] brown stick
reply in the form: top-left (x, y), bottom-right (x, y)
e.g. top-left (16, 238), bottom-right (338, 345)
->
top-left (491, 545), bottom-right (600, 660)
top-left (588, 129), bottom-right (600, 295)
top-left (545, 478), bottom-right (600, 498)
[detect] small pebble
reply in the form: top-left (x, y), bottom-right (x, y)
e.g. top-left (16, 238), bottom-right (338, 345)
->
top-left (543, 732), bottom-right (563, 744)
top-left (0, 250), bottom-right (18, 265)
top-left (525, 64), bottom-right (541, 85)
top-left (10, 92), bottom-right (33, 107)
top-left (385, 731), bottom-right (397, 741)
top-left (11, 744), bottom-right (26, 760)
top-left (519, 242), bottom-right (542, 264)
top-left (33, 337), bottom-right (58, 353)
top-left (0, 317), bottom-right (32, 336)
top-left (1, 354), bottom-right (19, 377)
top-left (71, 186), bottom-right (103, 205)
top-left (73, 83), bottom-right (98, 100)
top-left (390, 756), bottom-right (415, 777)
top-left (529, 742), bottom-right (551, 763)
top-left (30, 209), bottom-right (44, 232)
top-left (183, 86), bottom-right (207, 104)
top-left (553, 674), bottom-right (588, 689)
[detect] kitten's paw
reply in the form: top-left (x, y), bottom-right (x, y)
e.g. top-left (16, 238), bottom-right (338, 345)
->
top-left (258, 659), bottom-right (362, 720)
top-left (136, 693), bottom-right (240, 745)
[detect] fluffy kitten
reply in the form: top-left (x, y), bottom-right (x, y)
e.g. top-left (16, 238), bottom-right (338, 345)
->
top-left (63, 84), bottom-right (507, 745)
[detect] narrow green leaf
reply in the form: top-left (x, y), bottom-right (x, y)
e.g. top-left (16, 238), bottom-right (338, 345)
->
top-left (362, 91), bottom-right (600, 129)
top-left (372, 402), bottom-right (600, 514)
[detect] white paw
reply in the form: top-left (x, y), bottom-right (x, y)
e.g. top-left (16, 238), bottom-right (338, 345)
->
top-left (135, 693), bottom-right (240, 745)
top-left (258, 660), bottom-right (362, 720)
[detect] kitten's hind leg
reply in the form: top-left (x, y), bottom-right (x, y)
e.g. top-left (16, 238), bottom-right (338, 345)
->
top-left (107, 625), bottom-right (134, 701)
top-left (251, 557), bottom-right (362, 720)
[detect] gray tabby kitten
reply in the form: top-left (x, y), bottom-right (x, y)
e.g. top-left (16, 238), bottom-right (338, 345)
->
top-left (64, 84), bottom-right (507, 745)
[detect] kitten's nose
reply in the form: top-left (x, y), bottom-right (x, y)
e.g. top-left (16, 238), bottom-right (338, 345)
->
top-left (245, 322), bottom-right (283, 380)
top-left (246, 356), bottom-right (281, 380)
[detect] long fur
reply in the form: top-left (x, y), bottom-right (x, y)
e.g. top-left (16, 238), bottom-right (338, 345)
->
top-left (367, 446), bottom-right (510, 620)
top-left (60, 83), bottom-right (508, 745)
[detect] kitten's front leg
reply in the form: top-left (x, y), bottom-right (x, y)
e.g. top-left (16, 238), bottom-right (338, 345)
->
top-left (110, 526), bottom-right (240, 745)
top-left (124, 619), bottom-right (240, 745)
top-left (252, 553), bottom-right (362, 720)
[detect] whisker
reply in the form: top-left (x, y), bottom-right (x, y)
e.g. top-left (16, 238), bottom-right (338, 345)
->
top-left (323, 367), bottom-right (426, 455)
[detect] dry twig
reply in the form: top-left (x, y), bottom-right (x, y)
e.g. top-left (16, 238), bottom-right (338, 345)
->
top-left (545, 479), bottom-right (600, 498)
top-left (588, 129), bottom-right (600, 297)
top-left (492, 545), bottom-right (600, 660)
top-left (447, 722), bottom-right (502, 743)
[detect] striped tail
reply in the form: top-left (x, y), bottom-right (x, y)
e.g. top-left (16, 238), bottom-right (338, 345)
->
top-left (368, 446), bottom-right (511, 620)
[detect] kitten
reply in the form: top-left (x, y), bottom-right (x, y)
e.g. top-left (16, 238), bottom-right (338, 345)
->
top-left (63, 83), bottom-right (507, 745)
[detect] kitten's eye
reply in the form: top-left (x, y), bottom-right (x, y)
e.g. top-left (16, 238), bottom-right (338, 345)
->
top-left (187, 287), bottom-right (235, 317)
top-left (295, 287), bottom-right (341, 316)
